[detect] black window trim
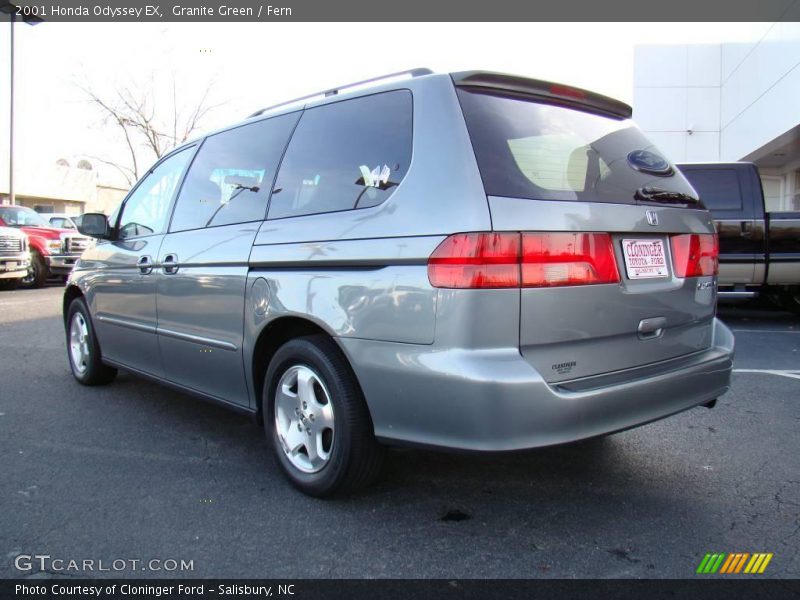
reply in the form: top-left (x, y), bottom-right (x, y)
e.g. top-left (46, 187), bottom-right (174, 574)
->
top-left (264, 87), bottom-right (415, 222)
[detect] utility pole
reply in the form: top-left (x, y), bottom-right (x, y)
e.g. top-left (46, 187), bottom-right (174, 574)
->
top-left (9, 10), bottom-right (15, 205)
top-left (1, 3), bottom-right (42, 206)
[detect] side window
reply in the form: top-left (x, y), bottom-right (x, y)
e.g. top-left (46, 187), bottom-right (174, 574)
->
top-left (683, 169), bottom-right (743, 212)
top-left (51, 218), bottom-right (74, 229)
top-left (118, 148), bottom-right (192, 239)
top-left (268, 90), bottom-right (412, 220)
top-left (170, 113), bottom-right (300, 232)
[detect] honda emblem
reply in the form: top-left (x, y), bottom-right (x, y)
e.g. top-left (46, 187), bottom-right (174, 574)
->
top-left (646, 210), bottom-right (659, 226)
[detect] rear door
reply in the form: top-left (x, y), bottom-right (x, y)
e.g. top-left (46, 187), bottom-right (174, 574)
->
top-left (456, 84), bottom-right (717, 383)
top-left (678, 164), bottom-right (765, 286)
top-left (155, 112), bottom-right (300, 407)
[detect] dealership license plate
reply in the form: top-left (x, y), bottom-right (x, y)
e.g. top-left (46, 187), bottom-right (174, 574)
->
top-left (621, 239), bottom-right (668, 279)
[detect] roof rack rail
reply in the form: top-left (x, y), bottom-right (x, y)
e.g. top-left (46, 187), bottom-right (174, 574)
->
top-left (247, 68), bottom-right (433, 118)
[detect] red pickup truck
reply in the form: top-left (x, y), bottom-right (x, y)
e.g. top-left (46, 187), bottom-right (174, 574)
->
top-left (0, 205), bottom-right (91, 288)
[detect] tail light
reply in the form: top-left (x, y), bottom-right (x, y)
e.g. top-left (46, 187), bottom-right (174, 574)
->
top-left (427, 233), bottom-right (520, 288)
top-left (428, 232), bottom-right (620, 289)
top-left (670, 234), bottom-right (719, 278)
top-left (521, 232), bottom-right (620, 287)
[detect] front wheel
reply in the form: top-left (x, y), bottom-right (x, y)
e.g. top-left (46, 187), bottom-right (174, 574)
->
top-left (263, 335), bottom-right (384, 497)
top-left (66, 297), bottom-right (117, 385)
top-left (21, 251), bottom-right (48, 288)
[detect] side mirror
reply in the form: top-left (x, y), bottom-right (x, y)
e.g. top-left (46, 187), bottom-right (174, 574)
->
top-left (77, 213), bottom-right (111, 239)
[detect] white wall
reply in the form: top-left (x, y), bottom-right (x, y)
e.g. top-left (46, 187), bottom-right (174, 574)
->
top-left (720, 22), bottom-right (800, 162)
top-left (634, 26), bottom-right (800, 211)
top-left (633, 23), bottom-right (800, 164)
top-left (633, 44), bottom-right (723, 163)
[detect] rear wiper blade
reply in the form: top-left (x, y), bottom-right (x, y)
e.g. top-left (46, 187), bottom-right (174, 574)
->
top-left (634, 187), bottom-right (699, 204)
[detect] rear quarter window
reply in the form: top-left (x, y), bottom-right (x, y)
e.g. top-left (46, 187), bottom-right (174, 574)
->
top-left (267, 90), bottom-right (412, 220)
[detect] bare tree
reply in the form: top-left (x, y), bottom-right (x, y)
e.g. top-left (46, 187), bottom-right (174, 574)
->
top-left (79, 74), bottom-right (221, 186)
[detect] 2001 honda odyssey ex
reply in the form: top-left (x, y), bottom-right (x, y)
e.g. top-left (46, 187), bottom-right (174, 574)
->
top-left (65, 69), bottom-right (734, 497)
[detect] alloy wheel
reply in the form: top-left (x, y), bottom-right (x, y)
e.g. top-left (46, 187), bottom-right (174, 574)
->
top-left (69, 312), bottom-right (90, 374)
top-left (274, 365), bottom-right (335, 473)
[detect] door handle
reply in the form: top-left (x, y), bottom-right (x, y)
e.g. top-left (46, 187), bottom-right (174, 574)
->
top-left (740, 221), bottom-right (753, 238)
top-left (162, 253), bottom-right (179, 275)
top-left (137, 255), bottom-right (153, 275)
top-left (638, 317), bottom-right (666, 340)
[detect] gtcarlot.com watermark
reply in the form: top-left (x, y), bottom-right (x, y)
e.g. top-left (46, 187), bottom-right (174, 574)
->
top-left (14, 554), bottom-right (194, 574)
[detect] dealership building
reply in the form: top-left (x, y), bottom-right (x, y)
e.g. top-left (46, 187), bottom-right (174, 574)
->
top-left (633, 22), bottom-right (800, 212)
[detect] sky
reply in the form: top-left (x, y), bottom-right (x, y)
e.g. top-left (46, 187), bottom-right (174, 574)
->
top-left (0, 21), bottom-right (765, 189)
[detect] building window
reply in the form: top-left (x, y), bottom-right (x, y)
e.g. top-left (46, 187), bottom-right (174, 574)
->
top-left (761, 175), bottom-right (785, 212)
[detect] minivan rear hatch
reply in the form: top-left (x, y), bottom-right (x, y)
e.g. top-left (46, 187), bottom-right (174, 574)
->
top-left (454, 72), bottom-right (717, 383)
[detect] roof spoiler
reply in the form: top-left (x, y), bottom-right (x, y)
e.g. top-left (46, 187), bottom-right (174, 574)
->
top-left (451, 71), bottom-right (632, 119)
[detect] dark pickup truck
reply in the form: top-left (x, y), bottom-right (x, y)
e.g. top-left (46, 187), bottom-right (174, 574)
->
top-left (678, 162), bottom-right (800, 314)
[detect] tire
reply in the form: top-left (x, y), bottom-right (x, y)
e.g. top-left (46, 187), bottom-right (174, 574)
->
top-left (263, 335), bottom-right (384, 497)
top-left (65, 297), bottom-right (117, 386)
top-left (781, 286), bottom-right (800, 317)
top-left (21, 251), bottom-right (48, 288)
top-left (0, 279), bottom-right (20, 291)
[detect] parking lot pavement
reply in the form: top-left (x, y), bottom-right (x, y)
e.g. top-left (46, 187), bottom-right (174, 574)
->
top-left (1, 286), bottom-right (798, 579)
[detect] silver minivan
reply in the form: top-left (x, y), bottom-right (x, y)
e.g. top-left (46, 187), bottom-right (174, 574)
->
top-left (66, 69), bottom-right (734, 497)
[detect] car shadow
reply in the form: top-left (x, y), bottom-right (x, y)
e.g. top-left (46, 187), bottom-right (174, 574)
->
top-left (717, 299), bottom-right (797, 325)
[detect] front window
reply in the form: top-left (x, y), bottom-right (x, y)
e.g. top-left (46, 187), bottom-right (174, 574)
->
top-left (0, 205), bottom-right (50, 227)
top-left (117, 147), bottom-right (193, 239)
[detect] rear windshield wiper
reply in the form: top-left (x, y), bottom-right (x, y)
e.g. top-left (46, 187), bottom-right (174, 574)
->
top-left (634, 187), bottom-right (699, 204)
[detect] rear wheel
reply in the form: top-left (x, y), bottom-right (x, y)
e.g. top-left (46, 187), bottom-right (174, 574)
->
top-left (21, 251), bottom-right (48, 288)
top-left (263, 335), bottom-right (384, 497)
top-left (66, 297), bottom-right (117, 385)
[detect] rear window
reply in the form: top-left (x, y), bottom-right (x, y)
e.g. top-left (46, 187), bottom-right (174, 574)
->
top-left (457, 89), bottom-right (698, 204)
top-left (679, 168), bottom-right (743, 212)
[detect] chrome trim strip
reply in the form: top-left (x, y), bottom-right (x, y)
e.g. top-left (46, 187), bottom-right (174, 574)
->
top-left (156, 327), bottom-right (238, 351)
top-left (96, 314), bottom-right (157, 334)
top-left (768, 254), bottom-right (800, 262)
top-left (713, 218), bottom-right (766, 223)
top-left (718, 291), bottom-right (759, 298)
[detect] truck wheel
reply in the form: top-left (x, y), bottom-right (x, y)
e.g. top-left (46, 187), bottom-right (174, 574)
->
top-left (781, 287), bottom-right (800, 317)
top-left (263, 335), bottom-right (384, 497)
top-left (66, 297), bottom-right (117, 386)
top-left (21, 251), bottom-right (48, 288)
top-left (0, 279), bottom-right (19, 290)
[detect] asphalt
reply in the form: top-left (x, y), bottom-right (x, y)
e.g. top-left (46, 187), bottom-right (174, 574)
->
top-left (1, 285), bottom-right (798, 579)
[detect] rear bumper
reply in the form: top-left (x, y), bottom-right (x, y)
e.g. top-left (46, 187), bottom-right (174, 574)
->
top-left (338, 318), bottom-right (734, 451)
